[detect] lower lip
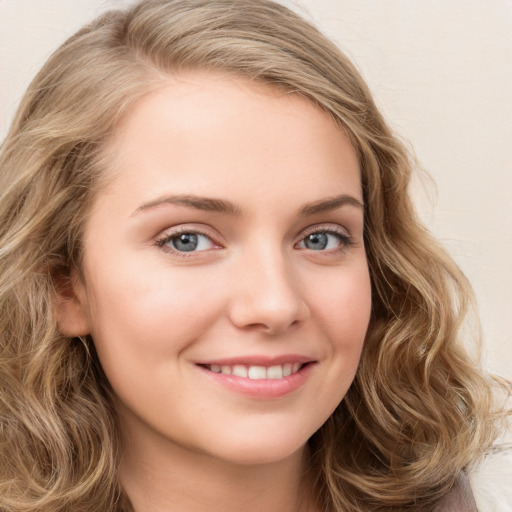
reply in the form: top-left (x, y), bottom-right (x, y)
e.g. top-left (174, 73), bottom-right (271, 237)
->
top-left (196, 363), bottom-right (314, 399)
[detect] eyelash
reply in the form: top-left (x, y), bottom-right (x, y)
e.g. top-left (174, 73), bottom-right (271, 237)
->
top-left (155, 225), bottom-right (354, 257)
top-left (155, 227), bottom-right (218, 257)
top-left (297, 225), bottom-right (355, 252)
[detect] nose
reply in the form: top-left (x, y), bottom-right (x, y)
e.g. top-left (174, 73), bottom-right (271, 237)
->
top-left (227, 248), bottom-right (310, 335)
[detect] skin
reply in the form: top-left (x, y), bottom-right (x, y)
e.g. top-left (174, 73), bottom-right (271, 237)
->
top-left (58, 72), bottom-right (372, 512)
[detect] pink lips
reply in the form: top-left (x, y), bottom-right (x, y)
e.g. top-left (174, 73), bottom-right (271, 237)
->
top-left (195, 354), bottom-right (316, 399)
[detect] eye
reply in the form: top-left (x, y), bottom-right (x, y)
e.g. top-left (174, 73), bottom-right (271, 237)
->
top-left (157, 231), bottom-right (217, 253)
top-left (297, 229), bottom-right (352, 251)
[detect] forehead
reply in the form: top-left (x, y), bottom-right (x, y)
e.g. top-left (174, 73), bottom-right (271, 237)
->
top-left (99, 71), bottom-right (361, 210)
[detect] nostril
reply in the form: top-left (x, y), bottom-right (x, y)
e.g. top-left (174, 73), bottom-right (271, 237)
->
top-left (242, 318), bottom-right (302, 335)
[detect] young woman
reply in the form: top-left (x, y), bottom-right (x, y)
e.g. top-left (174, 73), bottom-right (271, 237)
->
top-left (0, 1), bottom-right (509, 511)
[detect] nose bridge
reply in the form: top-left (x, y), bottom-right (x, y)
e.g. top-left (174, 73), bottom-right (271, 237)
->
top-left (228, 241), bottom-right (307, 333)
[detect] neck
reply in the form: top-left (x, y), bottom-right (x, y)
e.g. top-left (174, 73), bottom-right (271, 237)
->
top-left (118, 417), bottom-right (317, 512)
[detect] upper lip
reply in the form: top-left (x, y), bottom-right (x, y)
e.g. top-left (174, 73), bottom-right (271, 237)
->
top-left (195, 354), bottom-right (316, 367)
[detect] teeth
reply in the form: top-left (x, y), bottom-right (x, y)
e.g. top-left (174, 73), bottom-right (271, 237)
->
top-left (267, 365), bottom-right (283, 379)
top-left (248, 366), bottom-right (267, 379)
top-left (232, 365), bottom-right (248, 378)
top-left (221, 365), bottom-right (231, 375)
top-left (206, 363), bottom-right (305, 380)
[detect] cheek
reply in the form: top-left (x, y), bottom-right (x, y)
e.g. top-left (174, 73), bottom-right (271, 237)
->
top-left (313, 263), bottom-right (372, 346)
top-left (298, 263), bottom-right (371, 426)
top-left (83, 260), bottom-right (226, 368)
top-left (309, 262), bottom-right (371, 397)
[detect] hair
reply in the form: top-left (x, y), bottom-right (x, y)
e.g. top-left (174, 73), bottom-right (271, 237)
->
top-left (0, 1), bottom-right (509, 511)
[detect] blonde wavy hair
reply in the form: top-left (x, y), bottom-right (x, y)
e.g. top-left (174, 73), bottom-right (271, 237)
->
top-left (0, 1), bottom-right (509, 511)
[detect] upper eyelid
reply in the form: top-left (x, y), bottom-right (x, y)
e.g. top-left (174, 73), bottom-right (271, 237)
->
top-left (297, 223), bottom-right (351, 239)
top-left (156, 224), bottom-right (220, 241)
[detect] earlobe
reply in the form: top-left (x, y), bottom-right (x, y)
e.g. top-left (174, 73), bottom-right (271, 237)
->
top-left (54, 269), bottom-right (91, 337)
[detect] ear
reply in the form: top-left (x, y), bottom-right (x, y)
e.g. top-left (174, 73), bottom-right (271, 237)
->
top-left (54, 268), bottom-right (91, 337)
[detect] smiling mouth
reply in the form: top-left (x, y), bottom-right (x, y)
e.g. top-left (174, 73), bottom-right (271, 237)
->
top-left (199, 362), bottom-right (308, 380)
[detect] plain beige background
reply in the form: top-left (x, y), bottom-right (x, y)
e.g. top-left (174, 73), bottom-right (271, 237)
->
top-left (1, 0), bottom-right (510, 380)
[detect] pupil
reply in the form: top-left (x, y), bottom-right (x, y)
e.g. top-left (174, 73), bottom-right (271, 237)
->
top-left (306, 233), bottom-right (328, 250)
top-left (172, 233), bottom-right (198, 252)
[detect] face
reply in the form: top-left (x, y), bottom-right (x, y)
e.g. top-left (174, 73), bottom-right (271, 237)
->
top-left (60, 72), bottom-right (371, 466)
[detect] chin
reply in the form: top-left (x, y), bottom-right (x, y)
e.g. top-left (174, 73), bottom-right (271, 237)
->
top-left (213, 442), bottom-right (306, 467)
top-left (198, 425), bottom-right (316, 467)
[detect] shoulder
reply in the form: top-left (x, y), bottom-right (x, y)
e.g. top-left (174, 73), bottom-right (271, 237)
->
top-left (468, 446), bottom-right (512, 512)
top-left (435, 472), bottom-right (478, 511)
top-left (436, 445), bottom-right (512, 511)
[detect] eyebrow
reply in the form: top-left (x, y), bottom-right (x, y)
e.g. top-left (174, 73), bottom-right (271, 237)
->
top-left (132, 194), bottom-right (242, 216)
top-left (299, 194), bottom-right (364, 215)
top-left (132, 193), bottom-right (363, 217)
